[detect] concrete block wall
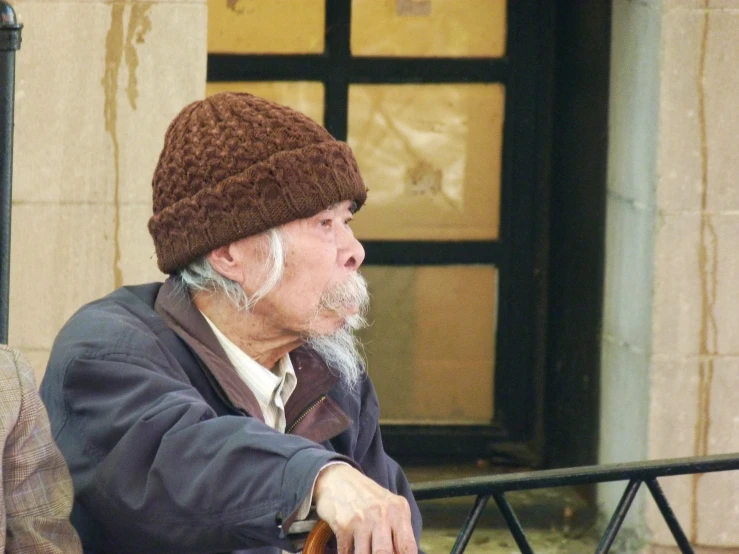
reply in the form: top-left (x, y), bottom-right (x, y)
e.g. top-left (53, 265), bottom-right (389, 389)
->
top-left (602, 0), bottom-right (739, 551)
top-left (8, 0), bottom-right (206, 381)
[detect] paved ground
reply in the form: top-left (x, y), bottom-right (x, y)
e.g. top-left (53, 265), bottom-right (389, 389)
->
top-left (420, 527), bottom-right (601, 554)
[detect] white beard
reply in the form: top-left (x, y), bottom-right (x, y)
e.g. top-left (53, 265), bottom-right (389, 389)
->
top-left (307, 273), bottom-right (370, 389)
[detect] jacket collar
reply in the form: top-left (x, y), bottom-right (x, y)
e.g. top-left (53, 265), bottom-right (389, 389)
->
top-left (154, 278), bottom-right (352, 442)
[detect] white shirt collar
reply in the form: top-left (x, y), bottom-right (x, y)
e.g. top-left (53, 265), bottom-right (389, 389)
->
top-left (200, 311), bottom-right (297, 431)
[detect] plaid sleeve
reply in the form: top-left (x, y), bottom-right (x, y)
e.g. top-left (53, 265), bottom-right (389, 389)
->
top-left (1, 347), bottom-right (82, 554)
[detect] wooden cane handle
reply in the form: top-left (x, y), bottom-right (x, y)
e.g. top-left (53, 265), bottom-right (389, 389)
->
top-left (303, 520), bottom-right (334, 554)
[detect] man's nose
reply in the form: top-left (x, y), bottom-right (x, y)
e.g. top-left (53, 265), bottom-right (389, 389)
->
top-left (339, 226), bottom-right (365, 270)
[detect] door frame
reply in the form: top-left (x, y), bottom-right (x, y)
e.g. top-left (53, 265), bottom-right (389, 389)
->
top-left (207, 0), bottom-right (557, 466)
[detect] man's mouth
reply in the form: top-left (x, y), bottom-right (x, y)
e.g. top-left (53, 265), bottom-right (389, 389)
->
top-left (316, 273), bottom-right (369, 321)
top-left (341, 302), bottom-right (360, 315)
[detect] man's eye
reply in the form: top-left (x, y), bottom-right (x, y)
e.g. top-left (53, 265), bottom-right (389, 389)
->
top-left (320, 219), bottom-right (332, 227)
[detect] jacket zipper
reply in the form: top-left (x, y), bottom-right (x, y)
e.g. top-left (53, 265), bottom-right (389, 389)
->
top-left (287, 395), bottom-right (327, 434)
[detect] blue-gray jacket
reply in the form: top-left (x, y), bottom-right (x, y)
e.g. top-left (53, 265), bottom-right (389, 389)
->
top-left (40, 279), bottom-right (421, 554)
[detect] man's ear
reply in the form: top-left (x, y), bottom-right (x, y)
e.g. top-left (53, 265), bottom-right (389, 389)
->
top-left (206, 244), bottom-right (243, 284)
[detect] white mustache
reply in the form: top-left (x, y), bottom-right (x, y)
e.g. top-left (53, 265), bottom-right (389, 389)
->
top-left (317, 272), bottom-right (370, 318)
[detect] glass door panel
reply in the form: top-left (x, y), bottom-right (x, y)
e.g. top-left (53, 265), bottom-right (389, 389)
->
top-left (348, 84), bottom-right (504, 241)
top-left (208, 0), bottom-right (326, 54)
top-left (205, 81), bottom-right (325, 123)
top-left (359, 265), bottom-right (497, 424)
top-left (351, 0), bottom-right (506, 57)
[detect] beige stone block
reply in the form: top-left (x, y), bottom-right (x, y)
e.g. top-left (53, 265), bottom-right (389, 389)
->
top-left (690, 358), bottom-right (739, 545)
top-left (11, 2), bottom-right (206, 205)
top-left (117, 203), bottom-right (166, 285)
top-left (652, 213), bottom-right (702, 356)
top-left (116, 2), bottom-right (207, 205)
top-left (648, 357), bottom-right (739, 548)
top-left (695, 471), bottom-right (739, 545)
top-left (7, 204), bottom-right (115, 350)
top-left (12, 3), bottom-right (115, 204)
top-left (657, 8), bottom-right (703, 212)
top-left (648, 358), bottom-right (699, 460)
top-left (705, 358), bottom-right (739, 454)
top-left (703, 11), bottom-right (739, 211)
top-left (663, 0), bottom-right (739, 10)
top-left (659, 6), bottom-right (739, 213)
top-left (712, 216), bottom-right (739, 354)
top-left (646, 357), bottom-right (699, 545)
top-left (20, 348), bottom-right (51, 385)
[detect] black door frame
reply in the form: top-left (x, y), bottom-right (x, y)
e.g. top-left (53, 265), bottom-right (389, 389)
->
top-left (545, 0), bottom-right (610, 471)
top-left (208, 0), bottom-right (558, 466)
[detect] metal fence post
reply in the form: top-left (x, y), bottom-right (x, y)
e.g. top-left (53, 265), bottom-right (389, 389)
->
top-left (0, 2), bottom-right (21, 344)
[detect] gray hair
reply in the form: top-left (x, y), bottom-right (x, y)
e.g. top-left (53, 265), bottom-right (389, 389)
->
top-left (177, 228), bottom-right (285, 311)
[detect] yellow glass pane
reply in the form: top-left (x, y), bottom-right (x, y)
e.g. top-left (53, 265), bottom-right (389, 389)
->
top-left (351, 0), bottom-right (506, 57)
top-left (359, 266), bottom-right (497, 424)
top-left (348, 84), bottom-right (504, 240)
top-left (208, 0), bottom-right (325, 54)
top-left (205, 82), bottom-right (325, 124)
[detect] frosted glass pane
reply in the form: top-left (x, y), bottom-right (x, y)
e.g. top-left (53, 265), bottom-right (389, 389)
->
top-left (205, 82), bottom-right (325, 124)
top-left (349, 84), bottom-right (504, 240)
top-left (351, 0), bottom-right (506, 57)
top-left (208, 0), bottom-right (325, 54)
top-left (359, 266), bottom-right (497, 424)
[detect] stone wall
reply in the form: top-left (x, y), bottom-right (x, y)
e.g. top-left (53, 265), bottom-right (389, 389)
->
top-left (7, 0), bottom-right (206, 381)
top-left (601, 0), bottom-right (739, 551)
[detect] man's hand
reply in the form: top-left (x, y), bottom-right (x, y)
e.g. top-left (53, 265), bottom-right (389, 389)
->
top-left (313, 464), bottom-right (417, 554)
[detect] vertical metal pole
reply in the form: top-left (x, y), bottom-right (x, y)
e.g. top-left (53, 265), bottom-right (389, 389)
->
top-left (0, 2), bottom-right (22, 344)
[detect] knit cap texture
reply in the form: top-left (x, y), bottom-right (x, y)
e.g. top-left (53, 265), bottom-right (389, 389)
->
top-left (148, 92), bottom-right (367, 274)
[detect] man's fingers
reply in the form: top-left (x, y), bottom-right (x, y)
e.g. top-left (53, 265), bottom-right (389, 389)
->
top-left (370, 522), bottom-right (394, 554)
top-left (335, 531), bottom-right (354, 554)
top-left (391, 500), bottom-right (417, 554)
top-left (314, 465), bottom-right (417, 554)
top-left (391, 518), bottom-right (417, 554)
top-left (334, 511), bottom-right (417, 554)
top-left (353, 526), bottom-right (372, 554)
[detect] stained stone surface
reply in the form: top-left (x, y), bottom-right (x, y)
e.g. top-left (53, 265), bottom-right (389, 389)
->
top-left (8, 0), bottom-right (206, 364)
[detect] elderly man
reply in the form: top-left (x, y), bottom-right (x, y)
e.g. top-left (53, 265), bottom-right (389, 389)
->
top-left (40, 93), bottom-right (421, 554)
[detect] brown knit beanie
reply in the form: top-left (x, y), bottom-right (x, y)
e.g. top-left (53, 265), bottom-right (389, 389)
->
top-left (148, 92), bottom-right (367, 274)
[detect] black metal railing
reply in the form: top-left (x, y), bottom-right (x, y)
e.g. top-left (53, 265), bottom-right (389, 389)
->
top-left (411, 452), bottom-right (739, 554)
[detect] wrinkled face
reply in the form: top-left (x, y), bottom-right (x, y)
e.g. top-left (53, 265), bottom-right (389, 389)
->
top-left (237, 200), bottom-right (367, 337)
